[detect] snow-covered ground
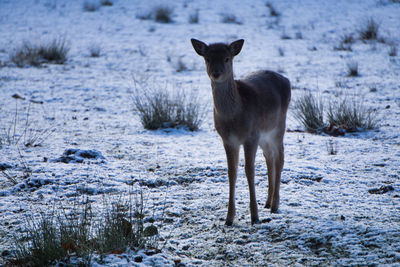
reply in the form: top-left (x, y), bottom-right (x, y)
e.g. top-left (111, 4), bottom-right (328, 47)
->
top-left (0, 0), bottom-right (399, 265)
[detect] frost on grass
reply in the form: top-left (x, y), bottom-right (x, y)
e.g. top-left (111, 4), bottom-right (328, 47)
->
top-left (0, 99), bottom-right (55, 147)
top-left (10, 38), bottom-right (69, 67)
top-left (292, 92), bottom-right (325, 133)
top-left (131, 78), bottom-right (206, 131)
top-left (9, 195), bottom-right (159, 266)
top-left (137, 5), bottom-right (174, 23)
top-left (293, 92), bottom-right (378, 135)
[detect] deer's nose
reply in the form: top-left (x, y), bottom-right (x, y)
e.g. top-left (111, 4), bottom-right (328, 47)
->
top-left (212, 72), bottom-right (221, 79)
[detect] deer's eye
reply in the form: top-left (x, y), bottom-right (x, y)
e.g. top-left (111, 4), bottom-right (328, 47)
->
top-left (225, 58), bottom-right (229, 63)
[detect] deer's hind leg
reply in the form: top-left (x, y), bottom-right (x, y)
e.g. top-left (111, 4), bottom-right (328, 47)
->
top-left (261, 139), bottom-right (284, 213)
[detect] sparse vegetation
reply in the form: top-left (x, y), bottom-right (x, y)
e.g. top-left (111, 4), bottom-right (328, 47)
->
top-left (346, 60), bottom-right (359, 76)
top-left (100, 0), bottom-right (113, 6)
top-left (221, 13), bottom-right (242, 24)
top-left (137, 6), bottom-right (174, 23)
top-left (10, 38), bottom-right (69, 67)
top-left (327, 97), bottom-right (377, 132)
top-left (293, 93), bottom-right (378, 135)
top-left (10, 194), bottom-right (157, 266)
top-left (358, 18), bottom-right (379, 41)
top-left (293, 93), bottom-right (325, 133)
top-left (326, 139), bottom-right (338, 155)
top-left (83, 1), bottom-right (100, 12)
top-left (1, 99), bottom-right (55, 148)
top-left (154, 6), bottom-right (174, 23)
top-left (266, 2), bottom-right (280, 17)
top-left (189, 9), bottom-right (199, 24)
top-left (389, 44), bottom-right (397, 56)
top-left (281, 31), bottom-right (291, 40)
top-left (89, 44), bottom-right (101, 57)
top-left (334, 33), bottom-right (355, 51)
top-left (278, 47), bottom-right (285, 56)
top-left (132, 79), bottom-right (206, 131)
top-left (175, 57), bottom-right (189, 72)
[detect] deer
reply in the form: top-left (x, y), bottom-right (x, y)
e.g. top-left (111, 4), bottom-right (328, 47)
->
top-left (191, 38), bottom-right (291, 226)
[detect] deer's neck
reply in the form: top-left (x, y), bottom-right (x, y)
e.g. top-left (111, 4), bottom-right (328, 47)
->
top-left (211, 77), bottom-right (241, 119)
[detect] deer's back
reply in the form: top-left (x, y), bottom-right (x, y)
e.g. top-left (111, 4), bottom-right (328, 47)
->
top-left (238, 70), bottom-right (291, 111)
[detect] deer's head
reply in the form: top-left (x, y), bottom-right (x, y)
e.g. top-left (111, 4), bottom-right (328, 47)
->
top-left (191, 39), bottom-right (244, 83)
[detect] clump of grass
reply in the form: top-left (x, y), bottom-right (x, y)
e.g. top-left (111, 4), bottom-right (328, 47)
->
top-left (327, 98), bottom-right (377, 132)
top-left (358, 18), bottom-right (379, 41)
top-left (346, 60), bottom-right (359, 77)
top-left (293, 93), bottom-right (378, 135)
top-left (334, 33), bottom-right (355, 51)
top-left (154, 6), bottom-right (174, 23)
top-left (132, 79), bottom-right (206, 131)
top-left (221, 13), bottom-right (242, 24)
top-left (10, 194), bottom-right (156, 266)
top-left (326, 139), bottom-right (338, 155)
top-left (83, 1), bottom-right (100, 12)
top-left (189, 9), bottom-right (199, 24)
top-left (280, 31), bottom-right (291, 40)
top-left (89, 44), bottom-right (101, 57)
top-left (175, 58), bottom-right (189, 72)
top-left (277, 47), bottom-right (285, 56)
top-left (100, 0), bottom-right (113, 6)
top-left (10, 38), bottom-right (69, 67)
top-left (1, 99), bottom-right (55, 147)
top-left (13, 202), bottom-right (93, 266)
top-left (293, 93), bottom-right (326, 133)
top-left (137, 6), bottom-right (174, 23)
top-left (266, 2), bottom-right (280, 17)
top-left (389, 44), bottom-right (397, 56)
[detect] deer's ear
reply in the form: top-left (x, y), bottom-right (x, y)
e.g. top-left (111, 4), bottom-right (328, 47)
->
top-left (230, 39), bottom-right (244, 56)
top-left (191, 39), bottom-right (208, 56)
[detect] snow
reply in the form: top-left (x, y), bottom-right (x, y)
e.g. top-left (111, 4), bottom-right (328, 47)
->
top-left (0, 0), bottom-right (400, 266)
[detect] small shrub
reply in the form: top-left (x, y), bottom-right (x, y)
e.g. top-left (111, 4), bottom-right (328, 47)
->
top-left (189, 9), bottom-right (199, 24)
top-left (326, 139), bottom-right (338, 155)
top-left (266, 2), bottom-right (280, 17)
top-left (221, 13), bottom-right (242, 24)
top-left (175, 58), bottom-right (189, 72)
top-left (83, 1), bottom-right (100, 12)
top-left (334, 33), bottom-right (355, 51)
top-left (280, 31), bottom-right (291, 40)
top-left (293, 93), bottom-right (325, 133)
top-left (10, 194), bottom-right (154, 266)
top-left (100, 0), bottom-right (113, 6)
top-left (1, 100), bottom-right (55, 147)
top-left (137, 6), bottom-right (174, 23)
top-left (10, 38), bottom-right (69, 67)
top-left (154, 6), bottom-right (174, 23)
top-left (358, 18), bottom-right (379, 41)
top-left (327, 98), bottom-right (378, 131)
top-left (346, 60), bottom-right (359, 76)
top-left (389, 44), bottom-right (397, 56)
top-left (277, 47), bottom-right (285, 56)
top-left (341, 33), bottom-right (356, 44)
top-left (295, 31), bottom-right (303, 39)
top-left (89, 44), bottom-right (101, 57)
top-left (132, 80), bottom-right (206, 131)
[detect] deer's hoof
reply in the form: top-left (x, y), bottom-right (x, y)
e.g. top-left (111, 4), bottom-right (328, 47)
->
top-left (270, 207), bottom-right (279, 214)
top-left (264, 203), bottom-right (271, 209)
top-left (225, 220), bottom-right (233, 226)
top-left (251, 218), bottom-right (260, 225)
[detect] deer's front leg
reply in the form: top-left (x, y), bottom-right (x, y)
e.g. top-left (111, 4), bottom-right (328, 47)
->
top-left (224, 143), bottom-right (239, 226)
top-left (244, 141), bottom-right (259, 224)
